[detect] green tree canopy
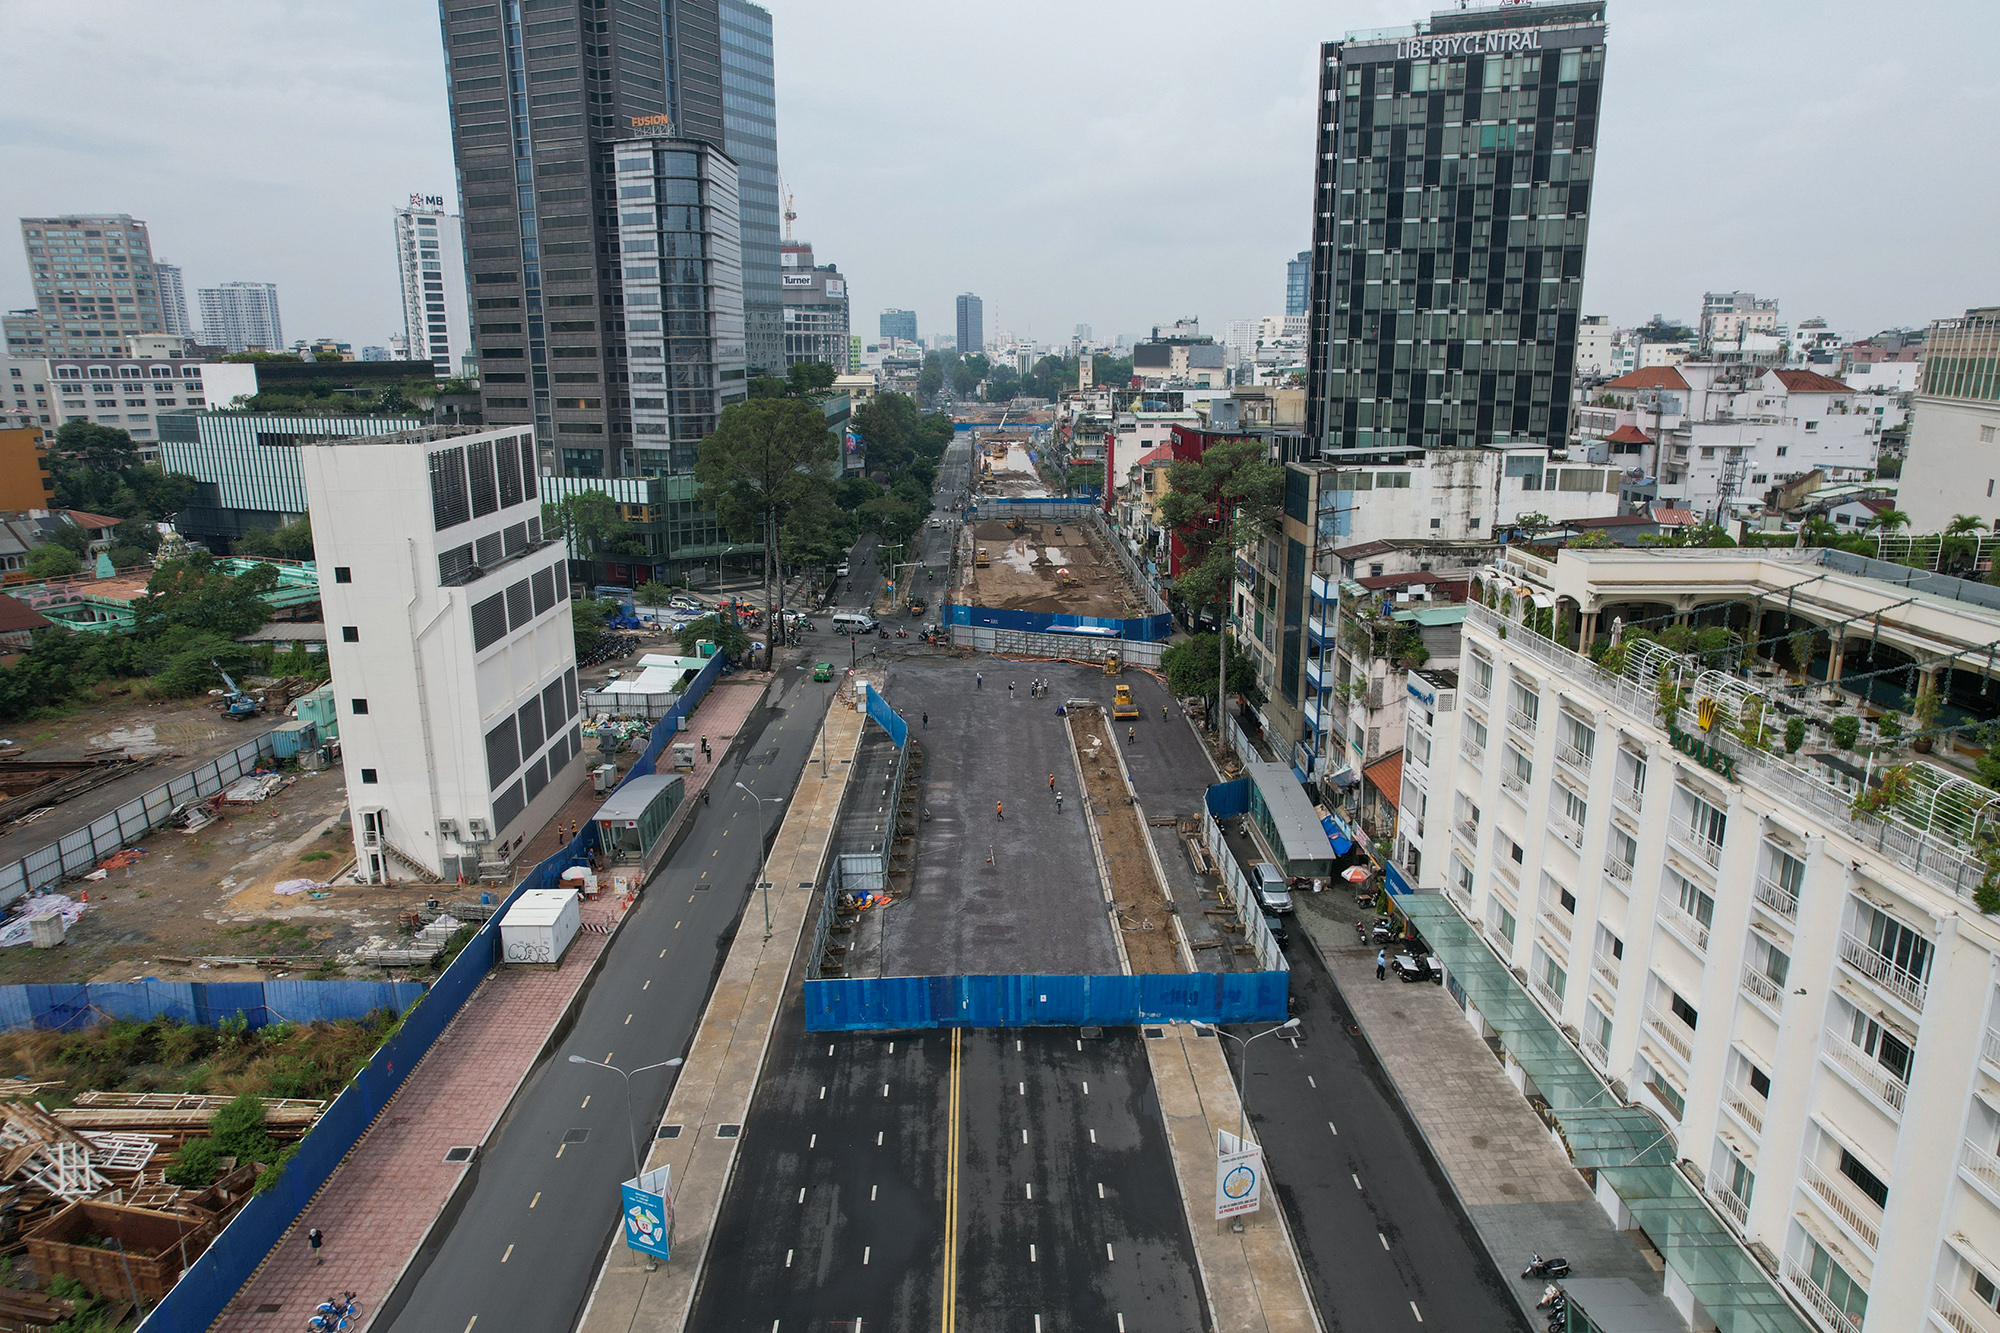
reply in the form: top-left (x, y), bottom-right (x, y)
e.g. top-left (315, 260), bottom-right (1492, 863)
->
top-left (542, 491), bottom-right (628, 561)
top-left (24, 544), bottom-right (78, 580)
top-left (1162, 632), bottom-right (1260, 704)
top-left (678, 613), bottom-right (751, 662)
top-left (1158, 439), bottom-right (1284, 610)
top-left (134, 551), bottom-right (277, 639)
top-left (235, 516), bottom-right (315, 562)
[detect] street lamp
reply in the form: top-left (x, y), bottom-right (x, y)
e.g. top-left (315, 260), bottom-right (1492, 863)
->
top-left (1189, 1018), bottom-right (1300, 1147)
top-left (568, 1054), bottom-right (685, 1177)
top-left (734, 781), bottom-right (784, 939)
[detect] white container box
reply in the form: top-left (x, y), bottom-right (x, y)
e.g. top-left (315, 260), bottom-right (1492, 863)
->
top-left (499, 887), bottom-right (582, 966)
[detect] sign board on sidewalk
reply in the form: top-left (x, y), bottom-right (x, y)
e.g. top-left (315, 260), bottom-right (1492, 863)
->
top-left (1215, 1130), bottom-right (1263, 1220)
top-left (621, 1164), bottom-right (674, 1260)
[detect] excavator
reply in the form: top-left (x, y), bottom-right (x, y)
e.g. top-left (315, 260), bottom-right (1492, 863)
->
top-left (213, 660), bottom-right (263, 720)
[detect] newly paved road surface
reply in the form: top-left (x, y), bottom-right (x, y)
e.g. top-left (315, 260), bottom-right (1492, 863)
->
top-left (689, 1019), bottom-right (1206, 1331)
top-left (1231, 936), bottom-right (1530, 1332)
top-left (376, 663), bottom-right (837, 1333)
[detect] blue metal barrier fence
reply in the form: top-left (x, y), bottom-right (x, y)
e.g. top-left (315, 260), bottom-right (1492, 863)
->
top-left (804, 971), bottom-right (1289, 1031)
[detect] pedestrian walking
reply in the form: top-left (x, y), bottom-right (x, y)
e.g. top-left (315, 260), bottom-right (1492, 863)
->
top-left (1008, 681), bottom-right (1015, 697)
top-left (702, 789), bottom-right (710, 806)
top-left (1127, 726), bottom-right (1135, 743)
top-left (976, 672), bottom-right (983, 689)
top-left (308, 1226), bottom-right (324, 1265)
top-left (700, 735), bottom-right (711, 758)
top-left (996, 801), bottom-right (1005, 821)
top-left (1048, 772), bottom-right (1056, 792)
top-left (922, 712), bottom-right (929, 729)
top-left (1055, 792), bottom-right (1063, 814)
top-left (1376, 948), bottom-right (1387, 981)
top-left (1163, 703), bottom-right (1169, 720)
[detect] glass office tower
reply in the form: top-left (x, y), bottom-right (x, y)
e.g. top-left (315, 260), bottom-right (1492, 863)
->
top-left (1305, 2), bottom-right (1607, 458)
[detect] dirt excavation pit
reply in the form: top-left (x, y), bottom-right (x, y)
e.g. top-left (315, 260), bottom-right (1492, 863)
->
top-left (1068, 707), bottom-right (1184, 975)
top-left (966, 518), bottom-right (1145, 620)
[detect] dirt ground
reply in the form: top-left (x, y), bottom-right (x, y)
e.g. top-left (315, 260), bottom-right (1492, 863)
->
top-left (0, 766), bottom-right (442, 987)
top-left (965, 518), bottom-right (1145, 619)
top-left (0, 687), bottom-right (258, 764)
top-left (1069, 707), bottom-right (1185, 974)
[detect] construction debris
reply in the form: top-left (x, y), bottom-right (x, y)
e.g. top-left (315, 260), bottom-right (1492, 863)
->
top-left (221, 772), bottom-right (290, 804)
top-left (355, 911), bottom-right (466, 968)
top-left (0, 897), bottom-right (90, 950)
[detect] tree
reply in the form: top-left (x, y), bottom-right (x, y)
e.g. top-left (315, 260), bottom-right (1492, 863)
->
top-left (947, 361), bottom-right (978, 396)
top-left (24, 544), bottom-right (78, 580)
top-left (678, 613), bottom-right (751, 662)
top-left (1869, 509), bottom-right (1911, 534)
top-left (917, 361), bottom-right (944, 404)
top-left (1092, 353), bottom-right (1134, 386)
top-left (570, 597), bottom-right (611, 658)
top-left (787, 361), bottom-right (839, 399)
top-left (1161, 633), bottom-right (1260, 705)
top-left (543, 491), bottom-right (627, 562)
top-left (1158, 438), bottom-right (1283, 731)
top-left (1513, 511), bottom-right (1553, 541)
top-left (694, 397), bottom-right (839, 646)
top-left (1567, 527), bottom-right (1616, 550)
top-left (636, 580), bottom-right (678, 607)
top-left (133, 552), bottom-right (277, 639)
top-left (962, 353), bottom-right (991, 382)
top-left (235, 516), bottom-right (315, 562)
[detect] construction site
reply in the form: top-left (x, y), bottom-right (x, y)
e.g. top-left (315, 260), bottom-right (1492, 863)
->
top-left (961, 515), bottom-right (1152, 620)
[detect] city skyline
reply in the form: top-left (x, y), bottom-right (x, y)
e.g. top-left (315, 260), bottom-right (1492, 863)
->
top-left (2, 1), bottom-right (1997, 352)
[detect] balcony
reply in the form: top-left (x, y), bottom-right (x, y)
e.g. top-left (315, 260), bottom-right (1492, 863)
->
top-left (1550, 812), bottom-right (1584, 849)
top-left (1823, 1041), bottom-right (1909, 1116)
top-left (1454, 819), bottom-right (1480, 849)
top-left (1932, 1283), bottom-right (2000, 1333)
top-left (1465, 674), bottom-right (1490, 702)
top-left (1740, 964), bottom-right (1783, 1012)
top-left (1984, 1026), bottom-right (2000, 1075)
top-left (1605, 856), bottom-right (1634, 883)
top-left (1783, 1256), bottom-right (1864, 1333)
top-left (1556, 740), bottom-right (1593, 775)
top-left (1538, 905), bottom-right (1574, 943)
top-left (1643, 1003), bottom-right (1695, 1065)
top-left (1507, 706), bottom-right (1539, 740)
top-left (1754, 875), bottom-right (1800, 922)
top-left (1613, 778), bottom-right (1645, 813)
top-left (1305, 656), bottom-right (1328, 690)
top-left (1659, 899), bottom-right (1711, 953)
top-left (1591, 948), bottom-right (1620, 989)
top-left (1838, 932), bottom-right (1929, 1011)
top-left (1530, 974), bottom-right (1565, 1014)
top-left (1801, 1159), bottom-right (1882, 1251)
top-left (1672, 826), bottom-right (1725, 869)
top-left (1501, 771), bottom-right (1528, 801)
top-left (1963, 1138), bottom-right (2000, 1204)
top-left (1462, 740), bottom-right (1485, 769)
top-left (1582, 1035), bottom-right (1608, 1067)
top-left (1721, 1083), bottom-right (1765, 1135)
top-left (1705, 1170), bottom-right (1751, 1231)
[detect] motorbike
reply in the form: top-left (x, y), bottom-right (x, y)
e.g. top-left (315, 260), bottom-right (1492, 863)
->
top-left (895, 627), bottom-right (909, 638)
top-left (1355, 915), bottom-right (1391, 944)
top-left (1536, 1283), bottom-right (1565, 1309)
top-left (1523, 1253), bottom-right (1570, 1280)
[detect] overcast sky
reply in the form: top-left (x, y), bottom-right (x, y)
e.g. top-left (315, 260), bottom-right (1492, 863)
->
top-left (3, 0), bottom-right (1995, 351)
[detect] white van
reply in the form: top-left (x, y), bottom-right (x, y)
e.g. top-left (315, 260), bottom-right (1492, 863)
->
top-left (831, 612), bottom-right (877, 635)
top-left (1253, 862), bottom-right (1294, 915)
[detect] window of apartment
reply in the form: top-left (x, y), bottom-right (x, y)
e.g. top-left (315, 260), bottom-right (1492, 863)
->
top-left (1668, 990), bottom-right (1699, 1031)
top-left (341, 626), bottom-right (359, 643)
top-left (1720, 1147), bottom-right (1754, 1210)
top-left (1857, 901), bottom-right (1932, 986)
top-left (1495, 903), bottom-right (1517, 944)
top-left (1504, 745), bottom-right (1532, 787)
top-left (1454, 857), bottom-right (1474, 897)
top-left (1746, 934), bottom-right (1790, 991)
top-left (1558, 786), bottom-right (1587, 831)
top-left (1975, 1271), bottom-right (2000, 1313)
top-left (1508, 681), bottom-right (1540, 726)
top-left (1615, 747), bottom-right (1646, 803)
top-left (334, 567), bottom-right (352, 584)
top-left (1463, 716), bottom-right (1488, 757)
top-left (351, 699), bottom-right (369, 715)
top-left (1607, 826), bottom-right (1638, 874)
top-left (360, 769), bottom-right (378, 784)
top-left (1670, 871), bottom-right (1715, 936)
top-left (1680, 788), bottom-right (1727, 850)
top-left (1848, 1007), bottom-right (1914, 1084)
top-left (1982, 425), bottom-right (1999, 445)
top-left (1557, 711), bottom-right (1595, 765)
top-left (1803, 1238), bottom-right (1867, 1326)
top-left (1468, 653), bottom-right (1493, 699)
top-left (1836, 1147), bottom-right (1888, 1209)
top-left (1533, 946), bottom-right (1567, 1003)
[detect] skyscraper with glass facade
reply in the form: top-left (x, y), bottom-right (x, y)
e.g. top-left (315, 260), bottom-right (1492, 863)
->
top-left (4, 216), bottom-right (164, 358)
top-left (880, 308), bottom-right (917, 343)
top-left (439, 0), bottom-right (739, 479)
top-left (1304, 1), bottom-right (1606, 458)
top-left (719, 0), bottom-right (783, 378)
top-left (1285, 250), bottom-right (1310, 318)
top-left (956, 294), bottom-right (984, 357)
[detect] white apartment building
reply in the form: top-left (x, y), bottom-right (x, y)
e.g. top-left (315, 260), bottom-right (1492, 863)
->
top-left (394, 200), bottom-right (470, 380)
top-left (1576, 314), bottom-right (1614, 379)
top-left (154, 262), bottom-right (191, 338)
top-left (1700, 291), bottom-right (1780, 348)
top-left (5, 351), bottom-right (256, 455)
top-left (198, 281), bottom-right (284, 354)
top-left (302, 425), bottom-right (582, 884)
top-left (1399, 544), bottom-right (2000, 1333)
top-left (1899, 308), bottom-right (2000, 533)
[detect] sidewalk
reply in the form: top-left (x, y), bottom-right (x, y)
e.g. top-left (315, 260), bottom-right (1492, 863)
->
top-left (1146, 1023), bottom-right (1320, 1333)
top-left (1294, 894), bottom-right (1677, 1326)
top-left (577, 698), bottom-right (864, 1333)
top-left (209, 675), bottom-right (771, 1332)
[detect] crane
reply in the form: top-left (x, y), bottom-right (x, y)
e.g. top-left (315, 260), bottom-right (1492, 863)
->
top-left (781, 174), bottom-right (796, 243)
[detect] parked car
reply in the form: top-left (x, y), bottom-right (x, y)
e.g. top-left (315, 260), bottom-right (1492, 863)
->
top-left (1262, 913), bottom-right (1290, 948)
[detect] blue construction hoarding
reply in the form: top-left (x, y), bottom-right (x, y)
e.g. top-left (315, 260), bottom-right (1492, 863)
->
top-left (804, 971), bottom-right (1289, 1031)
top-left (0, 979), bottom-right (425, 1033)
top-left (864, 685), bottom-right (908, 749)
top-left (943, 602), bottom-right (1174, 643)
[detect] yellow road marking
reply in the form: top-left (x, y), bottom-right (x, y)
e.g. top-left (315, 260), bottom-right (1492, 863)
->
top-left (942, 1027), bottom-right (961, 1333)
top-left (529, 1192), bottom-right (540, 1208)
top-left (501, 1243), bottom-right (514, 1263)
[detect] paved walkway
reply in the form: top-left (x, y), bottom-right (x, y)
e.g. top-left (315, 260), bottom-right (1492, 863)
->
top-left (1294, 895), bottom-right (1676, 1326)
top-left (1146, 1022), bottom-right (1320, 1333)
top-left (210, 675), bottom-right (772, 1332)
top-left (577, 697), bottom-right (865, 1333)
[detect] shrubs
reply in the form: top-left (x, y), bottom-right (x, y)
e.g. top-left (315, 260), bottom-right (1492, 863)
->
top-left (1831, 715), bottom-right (1862, 751)
top-left (165, 1093), bottom-right (276, 1187)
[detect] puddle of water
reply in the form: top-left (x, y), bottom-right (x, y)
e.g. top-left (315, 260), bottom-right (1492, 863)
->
top-left (91, 724), bottom-right (161, 754)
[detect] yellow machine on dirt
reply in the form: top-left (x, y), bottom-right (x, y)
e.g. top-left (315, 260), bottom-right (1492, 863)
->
top-left (974, 547), bottom-right (990, 567)
top-left (1111, 683), bottom-right (1139, 720)
top-left (1103, 650), bottom-right (1123, 676)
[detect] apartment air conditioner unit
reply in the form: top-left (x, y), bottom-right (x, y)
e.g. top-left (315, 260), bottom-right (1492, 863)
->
top-left (437, 818), bottom-right (460, 842)
top-left (464, 818), bottom-right (492, 843)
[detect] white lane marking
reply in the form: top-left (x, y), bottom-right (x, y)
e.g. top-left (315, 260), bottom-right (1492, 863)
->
top-left (1024, 1183), bottom-right (1033, 1200)
top-left (529, 1192), bottom-right (540, 1208)
top-left (819, 1086), bottom-right (826, 1100)
top-left (785, 1249), bottom-right (793, 1268)
top-left (1035, 1319), bottom-right (1042, 1333)
top-left (581, 1096), bottom-right (590, 1109)
top-left (625, 1014), bottom-right (632, 1025)
top-left (1021, 1129), bottom-right (1029, 1144)
top-left (828, 1044), bottom-right (834, 1055)
top-left (1353, 1174), bottom-right (1363, 1190)
top-left (1089, 1128), bottom-right (1096, 1144)
top-left (1411, 1302), bottom-right (1424, 1323)
top-left (643, 980), bottom-right (651, 990)
top-left (871, 1184), bottom-right (878, 1201)
top-left (1117, 1317), bottom-right (1126, 1333)
top-left (1016, 1039), bottom-right (1022, 1051)
top-left (809, 1134), bottom-right (816, 1149)
top-left (889, 1041), bottom-right (895, 1052)
top-left (1328, 1120), bottom-right (1338, 1136)
top-left (660, 949), bottom-right (667, 958)
top-left (1379, 1233), bottom-right (1390, 1250)
top-left (882, 1084), bottom-right (890, 1097)
top-left (862, 1246), bottom-right (870, 1265)
top-left (1307, 1075), bottom-right (1317, 1088)
top-left (1076, 1039), bottom-right (1082, 1051)
top-left (1082, 1081), bottom-right (1089, 1095)
top-left (463, 1319), bottom-right (478, 1333)
top-left (876, 1131), bottom-right (883, 1146)
top-left (1097, 1182), bottom-right (1105, 1199)
top-left (501, 1243), bottom-right (514, 1263)
top-left (1019, 1082), bottom-right (1025, 1095)
top-left (1029, 1243), bottom-right (1038, 1263)
top-left (1106, 1243), bottom-right (1116, 1262)
top-left (797, 1188), bottom-right (805, 1203)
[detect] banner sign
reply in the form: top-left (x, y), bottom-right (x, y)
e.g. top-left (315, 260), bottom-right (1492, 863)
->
top-left (1215, 1130), bottom-right (1264, 1220)
top-left (621, 1164), bottom-right (674, 1260)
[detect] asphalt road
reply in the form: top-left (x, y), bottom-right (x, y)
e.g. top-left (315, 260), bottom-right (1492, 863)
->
top-left (688, 1020), bottom-right (1206, 1332)
top-left (1230, 935), bottom-right (1530, 1332)
top-left (375, 661), bottom-right (838, 1333)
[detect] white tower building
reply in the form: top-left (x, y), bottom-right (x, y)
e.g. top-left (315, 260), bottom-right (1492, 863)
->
top-left (198, 281), bottom-right (283, 353)
top-left (394, 198), bottom-right (470, 379)
top-left (303, 424), bottom-right (583, 883)
top-left (154, 261), bottom-right (191, 338)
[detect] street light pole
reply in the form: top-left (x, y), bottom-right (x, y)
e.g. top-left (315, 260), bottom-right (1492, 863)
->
top-left (1191, 1017), bottom-right (1300, 1147)
top-left (734, 781), bottom-right (782, 939)
top-left (567, 1054), bottom-right (685, 1178)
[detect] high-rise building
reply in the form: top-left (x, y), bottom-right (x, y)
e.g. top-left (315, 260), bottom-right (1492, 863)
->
top-left (1305, 3), bottom-right (1606, 457)
top-left (719, 0), bottom-right (784, 378)
top-left (154, 261), bottom-right (191, 338)
top-left (779, 242), bottom-right (848, 370)
top-left (617, 136), bottom-right (746, 477)
top-left (439, 0), bottom-right (734, 480)
top-left (394, 199), bottom-right (471, 381)
top-left (1698, 290), bottom-right (1780, 350)
top-left (198, 282), bottom-right (284, 353)
top-left (1897, 306), bottom-right (2000, 533)
top-left (880, 308), bottom-right (918, 343)
top-left (956, 293), bottom-right (984, 357)
top-left (1285, 250), bottom-right (1310, 318)
top-left (1074, 323), bottom-right (1092, 342)
top-left (3, 215), bottom-right (164, 359)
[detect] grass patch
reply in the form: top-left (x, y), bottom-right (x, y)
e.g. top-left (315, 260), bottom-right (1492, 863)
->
top-left (223, 920), bottom-right (312, 951)
top-left (297, 850), bottom-right (334, 863)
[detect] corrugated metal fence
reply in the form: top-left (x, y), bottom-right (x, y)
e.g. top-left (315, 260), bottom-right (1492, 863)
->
top-left (138, 651), bottom-right (733, 1332)
top-left (0, 979), bottom-right (424, 1033)
top-left (803, 971), bottom-right (1289, 1031)
top-left (0, 733), bottom-right (278, 912)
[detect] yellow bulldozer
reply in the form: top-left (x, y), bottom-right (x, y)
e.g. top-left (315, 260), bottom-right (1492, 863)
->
top-left (1111, 683), bottom-right (1139, 720)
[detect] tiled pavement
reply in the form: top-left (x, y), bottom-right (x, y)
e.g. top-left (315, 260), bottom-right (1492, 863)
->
top-left (1294, 894), bottom-right (1676, 1324)
top-left (210, 673), bottom-right (773, 1333)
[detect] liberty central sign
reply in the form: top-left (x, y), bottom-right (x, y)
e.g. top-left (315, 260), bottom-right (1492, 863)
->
top-left (1396, 29), bottom-right (1547, 59)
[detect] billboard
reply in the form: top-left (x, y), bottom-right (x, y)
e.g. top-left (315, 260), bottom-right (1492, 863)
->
top-left (620, 1164), bottom-right (674, 1260)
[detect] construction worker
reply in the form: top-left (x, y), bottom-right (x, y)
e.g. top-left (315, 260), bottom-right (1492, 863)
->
top-left (1163, 703), bottom-right (1170, 721)
top-left (996, 801), bottom-right (1005, 821)
top-left (976, 672), bottom-right (983, 689)
top-left (1048, 772), bottom-right (1056, 791)
top-left (1055, 792), bottom-right (1063, 814)
top-left (1127, 726), bottom-right (1135, 743)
